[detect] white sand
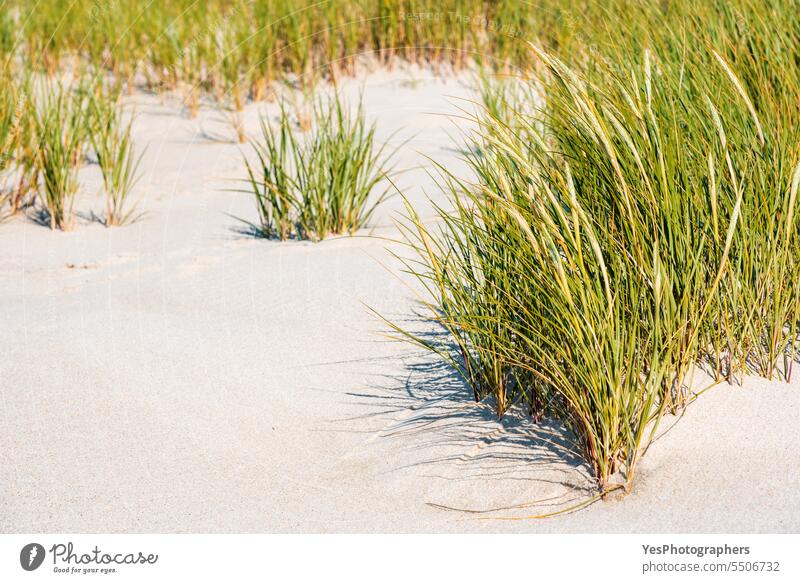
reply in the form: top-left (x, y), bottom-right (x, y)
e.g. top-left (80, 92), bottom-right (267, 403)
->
top-left (1, 69), bottom-right (798, 533)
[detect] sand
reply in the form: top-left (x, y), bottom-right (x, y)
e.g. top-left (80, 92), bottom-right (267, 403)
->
top-left (1, 68), bottom-right (798, 533)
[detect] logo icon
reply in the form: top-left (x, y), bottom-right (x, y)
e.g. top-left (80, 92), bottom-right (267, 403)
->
top-left (20, 543), bottom-right (46, 571)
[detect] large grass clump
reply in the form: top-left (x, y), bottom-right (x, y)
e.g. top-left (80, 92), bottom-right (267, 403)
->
top-left (242, 94), bottom-right (394, 241)
top-left (392, 10), bottom-right (800, 495)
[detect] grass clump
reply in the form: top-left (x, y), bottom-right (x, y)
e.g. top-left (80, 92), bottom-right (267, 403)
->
top-left (0, 74), bottom-right (17, 214)
top-left (89, 89), bottom-right (143, 226)
top-left (242, 94), bottom-right (394, 241)
top-left (33, 82), bottom-right (90, 231)
top-left (390, 34), bottom-right (800, 495)
top-left (1, 73), bottom-right (39, 219)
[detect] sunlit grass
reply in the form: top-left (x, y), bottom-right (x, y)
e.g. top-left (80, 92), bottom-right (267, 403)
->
top-left (389, 26), bottom-right (800, 493)
top-left (89, 86), bottom-right (144, 227)
top-left (33, 81), bottom-right (90, 230)
top-left (1, 0), bottom-right (799, 504)
top-left (242, 93), bottom-right (395, 241)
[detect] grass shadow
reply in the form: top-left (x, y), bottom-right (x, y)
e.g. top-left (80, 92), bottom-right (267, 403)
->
top-left (323, 319), bottom-right (598, 509)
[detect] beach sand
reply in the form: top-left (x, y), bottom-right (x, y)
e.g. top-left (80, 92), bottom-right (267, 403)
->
top-left (1, 69), bottom-right (798, 533)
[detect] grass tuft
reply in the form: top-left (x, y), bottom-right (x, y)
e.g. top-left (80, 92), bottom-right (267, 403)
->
top-left (33, 82), bottom-right (90, 231)
top-left (89, 87), bottom-right (144, 227)
top-left (241, 93), bottom-right (395, 241)
top-left (388, 34), bottom-right (800, 494)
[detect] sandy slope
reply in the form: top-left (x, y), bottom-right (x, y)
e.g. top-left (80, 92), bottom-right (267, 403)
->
top-left (1, 69), bottom-right (798, 533)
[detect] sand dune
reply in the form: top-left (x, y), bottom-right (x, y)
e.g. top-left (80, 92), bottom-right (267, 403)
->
top-left (1, 69), bottom-right (798, 533)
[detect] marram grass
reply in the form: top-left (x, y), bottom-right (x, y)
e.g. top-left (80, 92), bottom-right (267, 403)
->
top-left (389, 31), bottom-right (800, 494)
top-left (241, 93), bottom-right (395, 241)
top-left (0, 0), bottom-right (798, 505)
top-left (32, 81), bottom-right (91, 231)
top-left (89, 86), bottom-right (144, 227)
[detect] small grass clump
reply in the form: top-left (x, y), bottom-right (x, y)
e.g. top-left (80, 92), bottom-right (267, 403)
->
top-left (1, 73), bottom-right (39, 219)
top-left (242, 94), bottom-right (394, 241)
top-left (0, 73), bottom-right (16, 214)
top-left (89, 89), bottom-right (143, 226)
top-left (33, 82), bottom-right (91, 231)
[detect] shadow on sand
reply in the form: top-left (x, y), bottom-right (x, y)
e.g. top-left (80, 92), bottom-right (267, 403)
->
top-left (319, 319), bottom-right (599, 514)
